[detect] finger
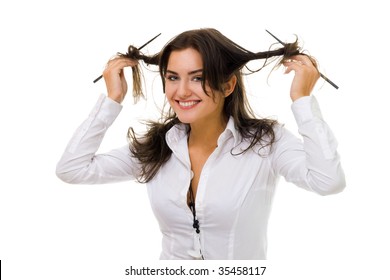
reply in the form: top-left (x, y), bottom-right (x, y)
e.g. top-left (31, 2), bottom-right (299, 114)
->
top-left (103, 58), bottom-right (138, 78)
top-left (289, 55), bottom-right (318, 68)
top-left (283, 59), bottom-right (303, 74)
top-left (106, 57), bottom-right (139, 70)
top-left (283, 57), bottom-right (305, 66)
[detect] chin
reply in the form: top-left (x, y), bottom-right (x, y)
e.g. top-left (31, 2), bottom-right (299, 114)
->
top-left (176, 116), bottom-right (193, 124)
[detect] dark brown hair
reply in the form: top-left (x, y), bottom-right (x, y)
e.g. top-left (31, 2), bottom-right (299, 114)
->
top-left (121, 28), bottom-right (301, 183)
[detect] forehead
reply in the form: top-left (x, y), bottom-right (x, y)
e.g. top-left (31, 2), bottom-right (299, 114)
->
top-left (167, 48), bottom-right (203, 70)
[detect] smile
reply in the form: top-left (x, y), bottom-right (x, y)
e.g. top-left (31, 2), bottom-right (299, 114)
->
top-left (177, 100), bottom-right (201, 109)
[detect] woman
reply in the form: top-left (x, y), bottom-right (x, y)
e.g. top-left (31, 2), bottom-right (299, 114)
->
top-left (56, 28), bottom-right (345, 260)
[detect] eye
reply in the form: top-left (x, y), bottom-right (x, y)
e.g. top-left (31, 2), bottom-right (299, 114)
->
top-left (165, 74), bottom-right (178, 81)
top-left (192, 76), bottom-right (203, 82)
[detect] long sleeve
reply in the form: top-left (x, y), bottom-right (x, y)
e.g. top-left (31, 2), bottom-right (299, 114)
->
top-left (56, 94), bottom-right (140, 184)
top-left (272, 95), bottom-right (346, 195)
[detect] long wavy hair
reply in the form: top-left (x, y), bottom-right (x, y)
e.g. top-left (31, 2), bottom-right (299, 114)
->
top-left (119, 28), bottom-right (301, 183)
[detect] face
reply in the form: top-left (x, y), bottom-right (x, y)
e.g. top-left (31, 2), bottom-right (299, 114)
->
top-left (164, 48), bottom-right (226, 126)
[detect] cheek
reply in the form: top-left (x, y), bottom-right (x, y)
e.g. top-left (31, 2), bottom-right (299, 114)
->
top-left (164, 87), bottom-right (174, 102)
top-left (164, 86), bottom-right (176, 107)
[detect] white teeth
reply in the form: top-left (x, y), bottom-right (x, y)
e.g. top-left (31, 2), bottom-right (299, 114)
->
top-left (179, 101), bottom-right (199, 107)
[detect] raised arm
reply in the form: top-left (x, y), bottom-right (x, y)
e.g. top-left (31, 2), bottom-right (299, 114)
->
top-left (272, 96), bottom-right (346, 195)
top-left (56, 57), bottom-right (141, 184)
top-left (271, 54), bottom-right (346, 195)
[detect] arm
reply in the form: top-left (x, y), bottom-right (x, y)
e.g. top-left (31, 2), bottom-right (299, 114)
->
top-left (56, 95), bottom-right (140, 184)
top-left (271, 55), bottom-right (346, 195)
top-left (272, 96), bottom-right (346, 195)
top-left (56, 56), bottom-right (141, 184)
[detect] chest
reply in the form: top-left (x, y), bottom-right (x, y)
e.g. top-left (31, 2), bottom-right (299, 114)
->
top-left (188, 145), bottom-right (217, 203)
top-left (146, 147), bottom-right (277, 232)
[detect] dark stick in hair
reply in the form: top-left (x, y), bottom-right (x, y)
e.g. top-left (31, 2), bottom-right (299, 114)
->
top-left (93, 33), bottom-right (162, 83)
top-left (265, 30), bottom-right (339, 89)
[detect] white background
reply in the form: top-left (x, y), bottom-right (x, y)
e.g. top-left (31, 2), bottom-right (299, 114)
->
top-left (1, 0), bottom-right (389, 279)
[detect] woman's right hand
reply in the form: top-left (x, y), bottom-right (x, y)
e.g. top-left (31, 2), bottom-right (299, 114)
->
top-left (102, 57), bottom-right (138, 104)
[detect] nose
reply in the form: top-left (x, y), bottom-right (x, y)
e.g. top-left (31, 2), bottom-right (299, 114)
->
top-left (177, 80), bottom-right (192, 99)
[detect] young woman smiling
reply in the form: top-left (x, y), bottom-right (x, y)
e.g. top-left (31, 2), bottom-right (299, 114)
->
top-left (56, 28), bottom-right (345, 260)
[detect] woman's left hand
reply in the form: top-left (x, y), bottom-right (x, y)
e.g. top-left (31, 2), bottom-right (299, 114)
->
top-left (283, 55), bottom-right (320, 101)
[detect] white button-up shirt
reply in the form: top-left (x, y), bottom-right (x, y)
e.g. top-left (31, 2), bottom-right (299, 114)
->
top-left (56, 94), bottom-right (345, 260)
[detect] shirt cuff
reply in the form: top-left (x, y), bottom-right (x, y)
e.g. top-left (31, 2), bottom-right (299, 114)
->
top-left (90, 94), bottom-right (123, 126)
top-left (291, 95), bottom-right (323, 126)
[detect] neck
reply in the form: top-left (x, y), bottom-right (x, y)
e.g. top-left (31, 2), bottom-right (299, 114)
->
top-left (188, 115), bottom-right (228, 148)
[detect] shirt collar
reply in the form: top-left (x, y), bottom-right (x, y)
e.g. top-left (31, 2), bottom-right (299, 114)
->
top-left (219, 116), bottom-right (242, 148)
top-left (166, 116), bottom-right (242, 148)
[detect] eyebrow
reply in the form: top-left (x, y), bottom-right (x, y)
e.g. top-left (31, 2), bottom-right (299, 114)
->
top-left (165, 69), bottom-right (203, 75)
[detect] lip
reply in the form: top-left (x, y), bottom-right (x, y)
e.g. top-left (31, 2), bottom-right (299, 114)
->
top-left (176, 100), bottom-right (201, 110)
